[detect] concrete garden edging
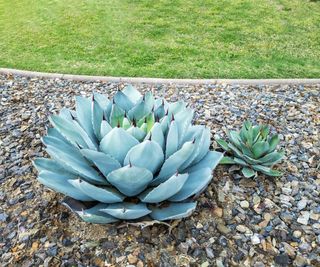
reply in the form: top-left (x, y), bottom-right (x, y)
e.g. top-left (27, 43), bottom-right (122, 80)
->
top-left (1, 68), bottom-right (319, 85)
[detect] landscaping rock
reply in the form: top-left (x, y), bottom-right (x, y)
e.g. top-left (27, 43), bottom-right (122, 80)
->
top-left (0, 74), bottom-right (319, 266)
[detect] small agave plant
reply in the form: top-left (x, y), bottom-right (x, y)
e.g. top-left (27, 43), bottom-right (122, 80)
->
top-left (33, 85), bottom-right (223, 224)
top-left (216, 121), bottom-right (284, 178)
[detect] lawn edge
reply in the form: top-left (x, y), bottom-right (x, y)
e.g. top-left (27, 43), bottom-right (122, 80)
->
top-left (1, 68), bottom-right (319, 85)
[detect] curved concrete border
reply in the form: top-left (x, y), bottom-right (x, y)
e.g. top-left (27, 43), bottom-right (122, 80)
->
top-left (1, 68), bottom-right (319, 85)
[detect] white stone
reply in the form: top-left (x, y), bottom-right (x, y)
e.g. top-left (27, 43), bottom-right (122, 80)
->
top-left (310, 212), bottom-right (319, 220)
top-left (236, 225), bottom-right (249, 233)
top-left (297, 199), bottom-right (308, 210)
top-left (251, 234), bottom-right (260, 245)
top-left (240, 200), bottom-right (250, 209)
top-left (293, 230), bottom-right (302, 238)
top-left (201, 261), bottom-right (209, 267)
top-left (253, 195), bottom-right (261, 205)
top-left (297, 211), bottom-right (310, 225)
top-left (282, 187), bottom-right (292, 195)
top-left (196, 222), bottom-right (203, 229)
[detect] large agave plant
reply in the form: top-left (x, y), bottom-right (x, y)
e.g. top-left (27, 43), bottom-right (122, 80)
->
top-left (33, 85), bottom-right (223, 224)
top-left (216, 121), bottom-right (284, 178)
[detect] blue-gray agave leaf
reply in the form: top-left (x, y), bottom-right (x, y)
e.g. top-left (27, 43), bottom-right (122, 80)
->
top-left (33, 158), bottom-right (72, 176)
top-left (169, 168), bottom-right (212, 201)
top-left (126, 126), bottom-right (146, 141)
top-left (152, 141), bottom-right (195, 185)
top-left (59, 107), bottom-right (74, 120)
top-left (128, 91), bottom-right (154, 121)
top-left (183, 125), bottom-right (204, 143)
top-left (192, 127), bottom-right (211, 164)
top-left (100, 203), bottom-right (151, 220)
top-left (122, 85), bottom-right (142, 104)
top-left (100, 127), bottom-right (139, 164)
top-left (167, 100), bottom-right (186, 117)
top-left (49, 115), bottom-right (97, 150)
top-left (145, 122), bottom-right (165, 150)
top-left (124, 140), bottom-right (164, 174)
top-left (150, 202), bottom-right (197, 221)
top-left (178, 128), bottom-right (205, 171)
top-left (139, 173), bottom-right (188, 203)
top-left (154, 98), bottom-right (167, 119)
top-left (109, 103), bottom-right (125, 128)
top-left (107, 165), bottom-right (153, 196)
top-left (75, 96), bottom-right (96, 142)
top-left (100, 120), bottom-right (112, 139)
top-left (47, 127), bottom-right (68, 142)
top-left (165, 119), bottom-right (179, 159)
top-left (42, 136), bottom-right (75, 154)
top-left (38, 171), bottom-right (93, 201)
top-left (45, 145), bottom-right (107, 185)
top-left (68, 179), bottom-right (124, 203)
top-left (80, 149), bottom-right (121, 177)
top-left (175, 108), bottom-right (194, 146)
top-left (75, 203), bottom-right (119, 224)
top-left (122, 116), bottom-right (131, 130)
top-left (113, 90), bottom-right (134, 112)
top-left (93, 92), bottom-right (110, 110)
top-left (160, 114), bottom-right (170, 133)
top-left (92, 97), bottom-right (103, 140)
top-left (185, 151), bottom-right (223, 173)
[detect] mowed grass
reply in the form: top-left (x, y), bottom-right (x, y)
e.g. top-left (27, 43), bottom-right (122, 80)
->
top-left (0, 0), bottom-right (320, 78)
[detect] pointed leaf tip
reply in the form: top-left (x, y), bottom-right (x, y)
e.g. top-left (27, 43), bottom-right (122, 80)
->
top-left (150, 202), bottom-right (197, 221)
top-left (241, 167), bottom-right (257, 178)
top-left (100, 202), bottom-right (151, 220)
top-left (107, 165), bottom-right (153, 196)
top-left (139, 173), bottom-right (188, 203)
top-left (100, 127), bottom-right (139, 164)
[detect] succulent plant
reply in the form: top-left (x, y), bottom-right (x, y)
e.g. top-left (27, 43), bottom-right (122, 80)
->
top-left (216, 121), bottom-right (284, 178)
top-left (33, 85), bottom-right (223, 224)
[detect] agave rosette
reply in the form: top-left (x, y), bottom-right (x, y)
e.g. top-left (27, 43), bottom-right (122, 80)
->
top-left (34, 85), bottom-right (223, 224)
top-left (216, 121), bottom-right (284, 178)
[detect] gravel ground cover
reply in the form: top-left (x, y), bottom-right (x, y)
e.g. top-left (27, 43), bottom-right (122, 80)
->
top-left (0, 74), bottom-right (319, 267)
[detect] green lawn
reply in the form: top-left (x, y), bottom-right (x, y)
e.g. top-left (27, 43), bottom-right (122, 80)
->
top-left (0, 0), bottom-right (319, 78)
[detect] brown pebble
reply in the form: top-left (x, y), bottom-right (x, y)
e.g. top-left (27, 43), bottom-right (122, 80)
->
top-left (128, 254), bottom-right (138, 264)
top-left (213, 207), bottom-right (223, 217)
